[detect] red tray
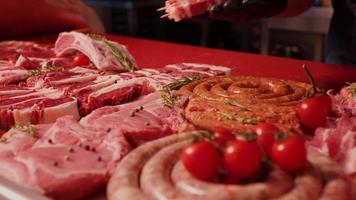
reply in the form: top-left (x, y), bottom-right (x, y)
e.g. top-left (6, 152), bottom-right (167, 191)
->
top-left (104, 35), bottom-right (356, 90)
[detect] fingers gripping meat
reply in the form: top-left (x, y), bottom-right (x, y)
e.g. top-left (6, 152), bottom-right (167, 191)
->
top-left (162, 0), bottom-right (227, 22)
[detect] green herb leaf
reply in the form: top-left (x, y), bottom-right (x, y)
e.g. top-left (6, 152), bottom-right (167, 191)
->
top-left (244, 133), bottom-right (257, 141)
top-left (223, 99), bottom-right (250, 111)
top-left (190, 130), bottom-right (215, 143)
top-left (161, 75), bottom-right (201, 107)
top-left (302, 64), bottom-right (317, 95)
top-left (13, 123), bottom-right (36, 137)
top-left (0, 137), bottom-right (8, 143)
top-left (43, 65), bottom-right (62, 71)
top-left (89, 34), bottom-right (135, 72)
top-left (161, 87), bottom-right (179, 108)
top-left (274, 132), bottom-right (287, 142)
top-left (27, 65), bottom-right (63, 78)
top-left (165, 75), bottom-right (201, 91)
top-left (218, 112), bottom-right (258, 124)
top-left (347, 82), bottom-right (356, 97)
top-left (238, 117), bottom-right (258, 125)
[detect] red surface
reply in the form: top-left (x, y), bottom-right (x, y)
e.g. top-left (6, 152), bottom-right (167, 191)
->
top-left (105, 35), bottom-right (356, 90)
top-left (28, 33), bottom-right (356, 90)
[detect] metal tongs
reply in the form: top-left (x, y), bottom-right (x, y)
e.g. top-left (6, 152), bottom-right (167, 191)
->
top-left (0, 176), bottom-right (51, 200)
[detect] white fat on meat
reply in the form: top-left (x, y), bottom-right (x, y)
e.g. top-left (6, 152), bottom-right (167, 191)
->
top-left (0, 115), bottom-right (131, 199)
top-left (309, 113), bottom-right (356, 175)
top-left (54, 31), bottom-right (138, 71)
top-left (0, 87), bottom-right (80, 126)
top-left (0, 85), bottom-right (33, 97)
top-left (89, 78), bottom-right (145, 98)
top-left (0, 88), bottom-right (63, 109)
top-left (48, 73), bottom-right (98, 86)
top-left (0, 88), bottom-right (31, 96)
top-left (345, 148), bottom-right (356, 175)
top-left (135, 69), bottom-right (159, 76)
top-left (182, 63), bottom-right (232, 74)
top-left (41, 98), bottom-right (80, 123)
top-left (0, 124), bottom-right (51, 155)
top-left (12, 97), bottom-right (80, 126)
top-left (71, 75), bottom-right (121, 95)
top-left (164, 0), bottom-right (227, 21)
top-left (69, 66), bottom-right (100, 74)
top-left (0, 68), bottom-right (28, 84)
top-left (80, 92), bottom-right (187, 146)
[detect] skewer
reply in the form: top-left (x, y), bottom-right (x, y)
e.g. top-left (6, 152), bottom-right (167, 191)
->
top-left (160, 14), bottom-right (169, 18)
top-left (157, 7), bottom-right (166, 11)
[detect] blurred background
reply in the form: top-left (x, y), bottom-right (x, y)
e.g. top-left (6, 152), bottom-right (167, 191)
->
top-left (84, 0), bottom-right (332, 62)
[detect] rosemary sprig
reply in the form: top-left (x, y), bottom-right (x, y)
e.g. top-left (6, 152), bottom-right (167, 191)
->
top-left (303, 64), bottom-right (317, 94)
top-left (219, 112), bottom-right (258, 124)
top-left (28, 69), bottom-right (44, 77)
top-left (89, 34), bottom-right (135, 72)
top-left (44, 65), bottom-right (62, 71)
top-left (165, 75), bottom-right (201, 91)
top-left (13, 123), bottom-right (36, 137)
top-left (191, 131), bottom-right (215, 143)
top-left (347, 82), bottom-right (356, 97)
top-left (161, 87), bottom-right (179, 108)
top-left (223, 99), bottom-right (250, 111)
top-left (27, 65), bottom-right (63, 78)
top-left (161, 75), bottom-right (201, 107)
top-left (0, 137), bottom-right (8, 143)
top-left (302, 64), bottom-right (329, 98)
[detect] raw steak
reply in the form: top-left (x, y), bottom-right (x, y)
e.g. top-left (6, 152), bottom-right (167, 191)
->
top-left (309, 84), bottom-right (356, 175)
top-left (0, 41), bottom-right (54, 61)
top-left (0, 85), bottom-right (80, 130)
top-left (80, 92), bottom-right (189, 146)
top-left (0, 116), bottom-right (131, 200)
top-left (55, 31), bottom-right (138, 72)
top-left (162, 0), bottom-right (227, 21)
top-left (0, 60), bottom-right (29, 85)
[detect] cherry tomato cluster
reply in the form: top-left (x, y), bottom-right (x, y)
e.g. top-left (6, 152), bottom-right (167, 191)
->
top-left (297, 95), bottom-right (332, 129)
top-left (181, 123), bottom-right (307, 182)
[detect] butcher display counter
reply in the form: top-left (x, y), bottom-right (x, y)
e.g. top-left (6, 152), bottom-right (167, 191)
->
top-left (0, 32), bottom-right (355, 200)
top-left (106, 35), bottom-right (356, 89)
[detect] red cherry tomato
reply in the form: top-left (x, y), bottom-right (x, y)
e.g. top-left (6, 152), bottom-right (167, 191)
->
top-left (315, 95), bottom-right (332, 114)
top-left (297, 97), bottom-right (327, 129)
top-left (214, 132), bottom-right (235, 147)
top-left (181, 141), bottom-right (221, 180)
top-left (72, 54), bottom-right (90, 66)
top-left (210, 126), bottom-right (235, 146)
top-left (271, 134), bottom-right (307, 172)
top-left (223, 140), bottom-right (263, 179)
top-left (255, 122), bottom-right (279, 156)
top-left (9, 58), bottom-right (17, 65)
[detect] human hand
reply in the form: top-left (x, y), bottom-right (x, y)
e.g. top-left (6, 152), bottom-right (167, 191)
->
top-left (209, 0), bottom-right (288, 21)
top-left (46, 0), bottom-right (105, 33)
